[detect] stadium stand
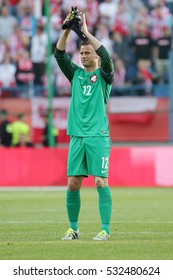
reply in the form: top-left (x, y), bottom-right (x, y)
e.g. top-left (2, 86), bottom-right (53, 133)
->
top-left (0, 0), bottom-right (172, 97)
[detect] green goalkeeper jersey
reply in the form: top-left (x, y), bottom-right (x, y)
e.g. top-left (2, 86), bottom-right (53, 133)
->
top-left (54, 45), bottom-right (114, 137)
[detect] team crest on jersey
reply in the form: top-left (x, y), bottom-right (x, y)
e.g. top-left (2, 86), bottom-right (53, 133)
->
top-left (90, 74), bottom-right (98, 83)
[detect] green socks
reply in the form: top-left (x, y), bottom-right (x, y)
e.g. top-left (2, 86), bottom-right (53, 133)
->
top-left (66, 187), bottom-right (112, 234)
top-left (97, 186), bottom-right (112, 234)
top-left (66, 189), bottom-right (80, 231)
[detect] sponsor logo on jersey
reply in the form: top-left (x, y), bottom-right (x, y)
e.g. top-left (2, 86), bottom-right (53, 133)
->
top-left (90, 74), bottom-right (98, 83)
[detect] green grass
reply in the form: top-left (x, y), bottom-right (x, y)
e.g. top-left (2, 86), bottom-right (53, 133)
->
top-left (0, 187), bottom-right (173, 260)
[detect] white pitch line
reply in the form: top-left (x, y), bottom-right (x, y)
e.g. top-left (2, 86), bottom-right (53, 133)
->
top-left (0, 187), bottom-right (67, 191)
top-left (0, 231), bottom-right (172, 236)
top-left (0, 221), bottom-right (173, 224)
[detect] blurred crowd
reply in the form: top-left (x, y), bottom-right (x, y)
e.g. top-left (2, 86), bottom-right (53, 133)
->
top-left (0, 0), bottom-right (173, 97)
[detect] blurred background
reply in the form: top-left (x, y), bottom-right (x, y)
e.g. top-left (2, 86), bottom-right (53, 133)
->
top-left (0, 0), bottom-right (173, 187)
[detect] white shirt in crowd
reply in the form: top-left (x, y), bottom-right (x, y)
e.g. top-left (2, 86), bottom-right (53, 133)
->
top-left (0, 63), bottom-right (16, 87)
top-left (30, 31), bottom-right (48, 63)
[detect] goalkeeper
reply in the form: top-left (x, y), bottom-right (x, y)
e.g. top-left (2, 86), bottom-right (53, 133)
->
top-left (54, 10), bottom-right (114, 241)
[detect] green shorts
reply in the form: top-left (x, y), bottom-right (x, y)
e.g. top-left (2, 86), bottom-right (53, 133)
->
top-left (68, 136), bottom-right (111, 177)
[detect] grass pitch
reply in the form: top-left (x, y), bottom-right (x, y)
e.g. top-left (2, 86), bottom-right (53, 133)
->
top-left (0, 187), bottom-right (173, 260)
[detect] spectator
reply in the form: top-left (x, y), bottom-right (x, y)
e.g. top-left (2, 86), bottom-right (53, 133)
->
top-left (15, 49), bottom-right (34, 96)
top-left (30, 20), bottom-right (48, 89)
top-left (0, 53), bottom-right (16, 97)
top-left (55, 65), bottom-right (71, 96)
top-left (150, 0), bottom-right (173, 40)
top-left (111, 30), bottom-right (135, 84)
top-left (49, 4), bottom-right (62, 51)
top-left (136, 59), bottom-right (156, 95)
top-left (0, 109), bottom-right (12, 147)
top-left (133, 5), bottom-right (151, 34)
top-left (112, 31), bottom-right (131, 65)
top-left (112, 57), bottom-right (128, 96)
top-left (125, 0), bottom-right (145, 20)
top-left (153, 26), bottom-right (172, 82)
top-left (7, 22), bottom-right (30, 63)
top-left (98, 0), bottom-right (118, 28)
top-left (7, 113), bottom-right (32, 146)
top-left (113, 1), bottom-right (133, 38)
top-left (95, 23), bottom-right (113, 55)
top-left (42, 114), bottom-right (59, 147)
top-left (0, 5), bottom-right (18, 42)
top-left (85, 0), bottom-right (99, 32)
top-left (129, 22), bottom-right (154, 62)
top-left (19, 1), bottom-right (37, 43)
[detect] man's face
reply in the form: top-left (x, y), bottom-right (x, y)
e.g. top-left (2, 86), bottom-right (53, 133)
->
top-left (80, 44), bottom-right (98, 68)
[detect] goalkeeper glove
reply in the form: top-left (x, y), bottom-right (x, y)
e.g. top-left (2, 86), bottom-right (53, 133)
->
top-left (62, 6), bottom-right (88, 42)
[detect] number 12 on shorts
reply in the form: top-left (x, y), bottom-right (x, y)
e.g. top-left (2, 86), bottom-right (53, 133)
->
top-left (101, 157), bottom-right (109, 169)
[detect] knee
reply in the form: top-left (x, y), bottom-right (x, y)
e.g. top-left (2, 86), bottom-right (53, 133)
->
top-left (95, 177), bottom-right (104, 188)
top-left (68, 177), bottom-right (81, 191)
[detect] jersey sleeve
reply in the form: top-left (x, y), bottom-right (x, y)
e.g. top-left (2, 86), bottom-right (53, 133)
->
top-left (96, 45), bottom-right (114, 84)
top-left (54, 48), bottom-right (79, 82)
